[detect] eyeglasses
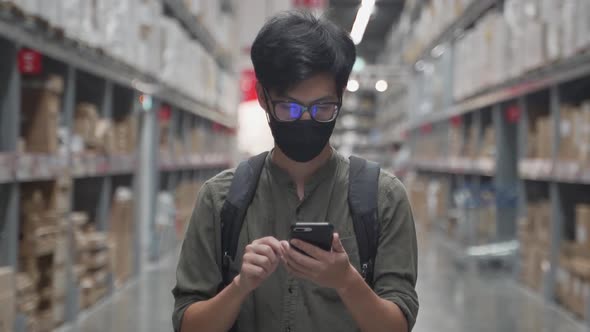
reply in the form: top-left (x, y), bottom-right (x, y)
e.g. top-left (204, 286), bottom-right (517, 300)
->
top-left (263, 89), bottom-right (341, 123)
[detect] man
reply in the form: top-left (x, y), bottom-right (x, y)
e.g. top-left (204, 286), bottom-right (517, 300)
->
top-left (172, 11), bottom-right (418, 332)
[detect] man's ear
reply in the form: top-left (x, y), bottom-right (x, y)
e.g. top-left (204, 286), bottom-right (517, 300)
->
top-left (255, 82), bottom-right (269, 112)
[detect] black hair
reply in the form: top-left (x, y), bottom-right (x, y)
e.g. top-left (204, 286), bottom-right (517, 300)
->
top-left (251, 10), bottom-right (356, 97)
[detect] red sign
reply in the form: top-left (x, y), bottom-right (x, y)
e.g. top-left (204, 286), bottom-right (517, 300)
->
top-left (18, 48), bottom-right (42, 75)
top-left (158, 105), bottom-right (172, 123)
top-left (241, 69), bottom-right (258, 103)
top-left (450, 115), bottom-right (462, 128)
top-left (506, 105), bottom-right (521, 124)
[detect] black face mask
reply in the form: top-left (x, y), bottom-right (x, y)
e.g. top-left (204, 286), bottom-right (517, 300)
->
top-left (268, 116), bottom-right (336, 163)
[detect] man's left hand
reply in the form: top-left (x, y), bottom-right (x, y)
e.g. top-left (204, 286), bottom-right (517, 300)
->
top-left (280, 233), bottom-right (356, 290)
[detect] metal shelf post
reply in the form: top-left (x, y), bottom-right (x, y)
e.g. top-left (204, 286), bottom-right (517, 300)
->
top-left (0, 40), bottom-right (20, 271)
top-left (63, 65), bottom-right (81, 323)
top-left (493, 103), bottom-right (518, 240)
top-left (545, 85), bottom-right (562, 302)
top-left (96, 80), bottom-right (114, 232)
top-left (136, 95), bottom-right (159, 273)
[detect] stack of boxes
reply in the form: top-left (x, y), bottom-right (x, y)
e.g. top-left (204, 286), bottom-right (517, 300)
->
top-left (73, 103), bottom-right (116, 155)
top-left (15, 273), bottom-right (38, 331)
top-left (406, 176), bottom-right (450, 233)
top-left (0, 267), bottom-right (15, 332)
top-left (8, 1), bottom-right (238, 113)
top-left (109, 187), bottom-right (135, 286)
top-left (453, 0), bottom-right (590, 100)
top-left (448, 126), bottom-right (463, 158)
top-left (477, 190), bottom-right (497, 244)
top-left (175, 180), bottom-right (203, 235)
top-left (479, 127), bottom-right (496, 160)
top-left (72, 213), bottom-right (112, 309)
top-left (20, 75), bottom-right (64, 154)
top-left (403, 0), bottom-right (472, 64)
top-left (518, 200), bottom-right (552, 291)
top-left (558, 204), bottom-right (590, 319)
top-left (558, 103), bottom-right (590, 163)
top-left (528, 115), bottom-right (553, 160)
top-left (18, 178), bottom-right (71, 330)
top-left (112, 115), bottom-right (138, 155)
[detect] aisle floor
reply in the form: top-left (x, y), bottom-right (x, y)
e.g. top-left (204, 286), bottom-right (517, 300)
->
top-left (61, 233), bottom-right (589, 332)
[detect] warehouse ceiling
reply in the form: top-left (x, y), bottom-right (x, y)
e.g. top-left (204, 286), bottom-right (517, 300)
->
top-left (326, 0), bottom-right (405, 63)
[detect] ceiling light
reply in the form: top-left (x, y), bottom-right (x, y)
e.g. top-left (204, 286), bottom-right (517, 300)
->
top-left (347, 79), bottom-right (360, 92)
top-left (350, 0), bottom-right (376, 45)
top-left (375, 80), bottom-right (388, 92)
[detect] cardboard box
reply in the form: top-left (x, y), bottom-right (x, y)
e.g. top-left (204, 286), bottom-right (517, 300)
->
top-left (0, 268), bottom-right (14, 295)
top-left (0, 292), bottom-right (15, 332)
top-left (20, 76), bottom-right (64, 154)
top-left (17, 293), bottom-right (39, 314)
top-left (109, 187), bottom-right (134, 285)
top-left (74, 103), bottom-right (100, 149)
top-left (16, 273), bottom-right (34, 296)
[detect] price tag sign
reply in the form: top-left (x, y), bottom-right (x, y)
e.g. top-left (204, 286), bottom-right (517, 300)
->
top-left (18, 49), bottom-right (43, 75)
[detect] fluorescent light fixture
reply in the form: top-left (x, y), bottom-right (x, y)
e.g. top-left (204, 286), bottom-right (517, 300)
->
top-left (350, 0), bottom-right (376, 45)
top-left (375, 80), bottom-right (388, 92)
top-left (347, 79), bottom-right (360, 92)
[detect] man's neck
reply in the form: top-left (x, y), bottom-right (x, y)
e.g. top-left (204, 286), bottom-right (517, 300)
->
top-left (271, 145), bottom-right (333, 185)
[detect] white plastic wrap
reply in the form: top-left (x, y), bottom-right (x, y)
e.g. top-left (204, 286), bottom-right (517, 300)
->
top-left (60, 0), bottom-right (81, 40)
top-left (561, 0), bottom-right (577, 58)
top-left (38, 0), bottom-right (62, 28)
top-left (13, 0), bottom-right (38, 16)
top-left (79, 0), bottom-right (101, 47)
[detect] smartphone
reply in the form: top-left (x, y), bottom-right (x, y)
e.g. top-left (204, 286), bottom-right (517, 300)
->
top-left (290, 222), bottom-right (334, 256)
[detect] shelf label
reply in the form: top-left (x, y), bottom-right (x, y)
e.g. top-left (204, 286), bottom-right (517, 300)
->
top-left (18, 49), bottom-right (43, 75)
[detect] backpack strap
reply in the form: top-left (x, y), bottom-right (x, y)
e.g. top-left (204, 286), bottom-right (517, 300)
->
top-left (348, 156), bottom-right (380, 287)
top-left (219, 151), bottom-right (269, 289)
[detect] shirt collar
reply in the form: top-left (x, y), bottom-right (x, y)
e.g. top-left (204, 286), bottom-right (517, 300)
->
top-left (266, 148), bottom-right (339, 192)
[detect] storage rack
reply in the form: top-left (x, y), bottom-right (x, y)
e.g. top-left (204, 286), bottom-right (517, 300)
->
top-left (0, 2), bottom-right (236, 330)
top-left (381, 0), bottom-right (590, 326)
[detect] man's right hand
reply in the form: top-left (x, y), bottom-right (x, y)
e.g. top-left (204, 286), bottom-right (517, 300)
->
top-left (233, 236), bottom-right (284, 294)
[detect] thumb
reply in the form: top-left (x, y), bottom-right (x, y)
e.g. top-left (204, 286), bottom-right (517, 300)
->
top-left (332, 233), bottom-right (345, 253)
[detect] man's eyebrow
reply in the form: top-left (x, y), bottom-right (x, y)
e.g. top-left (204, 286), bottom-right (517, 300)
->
top-left (278, 94), bottom-right (339, 104)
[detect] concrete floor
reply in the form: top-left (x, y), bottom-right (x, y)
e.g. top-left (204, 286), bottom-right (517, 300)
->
top-left (60, 232), bottom-right (590, 332)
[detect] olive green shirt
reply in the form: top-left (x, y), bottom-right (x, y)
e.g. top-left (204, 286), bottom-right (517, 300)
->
top-left (172, 151), bottom-right (419, 332)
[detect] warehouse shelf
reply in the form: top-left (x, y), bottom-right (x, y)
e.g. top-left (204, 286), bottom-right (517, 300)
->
top-left (407, 51), bottom-right (590, 131)
top-left (0, 4), bottom-right (238, 328)
top-left (162, 0), bottom-right (232, 72)
top-left (411, 157), bottom-right (496, 176)
top-left (411, 0), bottom-right (497, 65)
top-left (0, 13), bottom-right (235, 129)
top-left (519, 159), bottom-right (590, 185)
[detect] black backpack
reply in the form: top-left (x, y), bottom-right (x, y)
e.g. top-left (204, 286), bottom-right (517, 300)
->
top-left (219, 152), bottom-right (380, 292)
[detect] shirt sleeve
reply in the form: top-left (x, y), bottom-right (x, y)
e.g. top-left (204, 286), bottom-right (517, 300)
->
top-left (373, 174), bottom-right (419, 330)
top-left (171, 182), bottom-right (222, 332)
